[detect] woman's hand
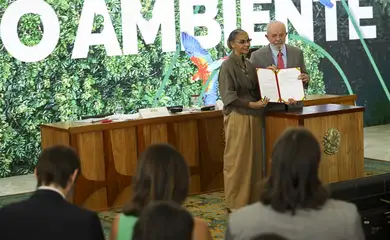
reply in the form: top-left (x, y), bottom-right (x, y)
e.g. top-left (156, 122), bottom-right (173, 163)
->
top-left (249, 97), bottom-right (270, 109)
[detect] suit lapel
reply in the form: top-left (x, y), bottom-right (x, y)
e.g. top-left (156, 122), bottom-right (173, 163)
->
top-left (286, 45), bottom-right (294, 68)
top-left (263, 45), bottom-right (275, 66)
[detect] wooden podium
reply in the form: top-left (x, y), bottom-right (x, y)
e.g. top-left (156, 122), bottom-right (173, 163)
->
top-left (40, 94), bottom-right (358, 211)
top-left (265, 104), bottom-right (365, 184)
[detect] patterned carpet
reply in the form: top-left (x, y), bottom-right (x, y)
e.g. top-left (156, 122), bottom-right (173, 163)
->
top-left (0, 158), bottom-right (389, 239)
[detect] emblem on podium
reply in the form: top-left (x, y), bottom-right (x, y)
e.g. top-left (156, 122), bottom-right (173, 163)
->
top-left (323, 128), bottom-right (341, 155)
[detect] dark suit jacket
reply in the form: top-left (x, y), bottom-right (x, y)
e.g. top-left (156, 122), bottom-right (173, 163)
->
top-left (0, 189), bottom-right (105, 240)
top-left (249, 44), bottom-right (307, 74)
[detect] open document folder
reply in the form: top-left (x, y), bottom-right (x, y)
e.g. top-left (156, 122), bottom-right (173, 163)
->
top-left (257, 68), bottom-right (305, 103)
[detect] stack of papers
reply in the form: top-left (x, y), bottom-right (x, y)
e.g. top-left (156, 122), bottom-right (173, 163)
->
top-left (74, 117), bottom-right (109, 123)
top-left (74, 113), bottom-right (140, 123)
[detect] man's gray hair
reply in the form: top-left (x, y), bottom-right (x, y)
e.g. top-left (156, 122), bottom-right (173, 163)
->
top-left (266, 20), bottom-right (287, 34)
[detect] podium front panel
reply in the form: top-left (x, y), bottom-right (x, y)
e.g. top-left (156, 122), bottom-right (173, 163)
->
top-left (304, 111), bottom-right (364, 183)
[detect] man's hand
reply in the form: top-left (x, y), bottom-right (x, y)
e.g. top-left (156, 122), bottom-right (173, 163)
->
top-left (298, 73), bottom-right (309, 83)
top-left (266, 65), bottom-right (277, 71)
top-left (285, 98), bottom-right (297, 105)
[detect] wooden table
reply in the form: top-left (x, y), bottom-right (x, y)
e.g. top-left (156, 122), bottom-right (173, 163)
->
top-left (40, 94), bottom-right (357, 211)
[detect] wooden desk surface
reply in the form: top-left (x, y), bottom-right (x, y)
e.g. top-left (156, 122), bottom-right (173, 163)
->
top-left (303, 94), bottom-right (356, 105)
top-left (41, 94), bottom-right (357, 134)
top-left (268, 104), bottom-right (365, 119)
top-left (42, 109), bottom-right (223, 134)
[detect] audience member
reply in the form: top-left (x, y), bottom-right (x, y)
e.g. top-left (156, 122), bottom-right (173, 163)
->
top-left (225, 127), bottom-right (365, 240)
top-left (0, 145), bottom-right (105, 240)
top-left (133, 201), bottom-right (193, 240)
top-left (109, 143), bottom-right (211, 240)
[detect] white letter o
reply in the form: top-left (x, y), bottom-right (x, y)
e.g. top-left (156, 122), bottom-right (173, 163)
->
top-left (0, 0), bottom-right (60, 63)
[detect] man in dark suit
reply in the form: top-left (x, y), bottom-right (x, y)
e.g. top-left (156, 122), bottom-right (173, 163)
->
top-left (250, 20), bottom-right (310, 87)
top-left (0, 145), bottom-right (105, 240)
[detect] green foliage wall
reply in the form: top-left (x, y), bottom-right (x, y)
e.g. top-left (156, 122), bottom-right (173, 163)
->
top-left (0, 0), bottom-right (325, 177)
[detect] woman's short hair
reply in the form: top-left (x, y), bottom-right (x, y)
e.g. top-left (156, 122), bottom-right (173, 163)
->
top-left (260, 127), bottom-right (328, 215)
top-left (132, 201), bottom-right (193, 240)
top-left (227, 28), bottom-right (246, 49)
top-left (122, 144), bottom-right (189, 216)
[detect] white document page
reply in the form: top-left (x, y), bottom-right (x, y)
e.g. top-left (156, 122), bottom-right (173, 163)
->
top-left (257, 68), bottom-right (280, 102)
top-left (277, 68), bottom-right (305, 102)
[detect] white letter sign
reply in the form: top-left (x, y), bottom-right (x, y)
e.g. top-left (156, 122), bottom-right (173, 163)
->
top-left (0, 0), bottom-right (60, 62)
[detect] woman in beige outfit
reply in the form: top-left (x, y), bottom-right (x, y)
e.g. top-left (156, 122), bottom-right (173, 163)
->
top-left (218, 29), bottom-right (269, 212)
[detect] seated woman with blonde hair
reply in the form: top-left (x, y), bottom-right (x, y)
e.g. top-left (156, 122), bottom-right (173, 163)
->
top-left (225, 127), bottom-right (365, 240)
top-left (109, 144), bottom-right (212, 240)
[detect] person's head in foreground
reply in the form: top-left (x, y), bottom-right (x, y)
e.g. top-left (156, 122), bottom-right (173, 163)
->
top-left (123, 143), bottom-right (190, 216)
top-left (35, 145), bottom-right (80, 198)
top-left (251, 233), bottom-right (289, 240)
top-left (132, 201), bottom-right (194, 240)
top-left (265, 20), bottom-right (287, 50)
top-left (227, 29), bottom-right (252, 56)
top-left (260, 127), bottom-right (328, 214)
